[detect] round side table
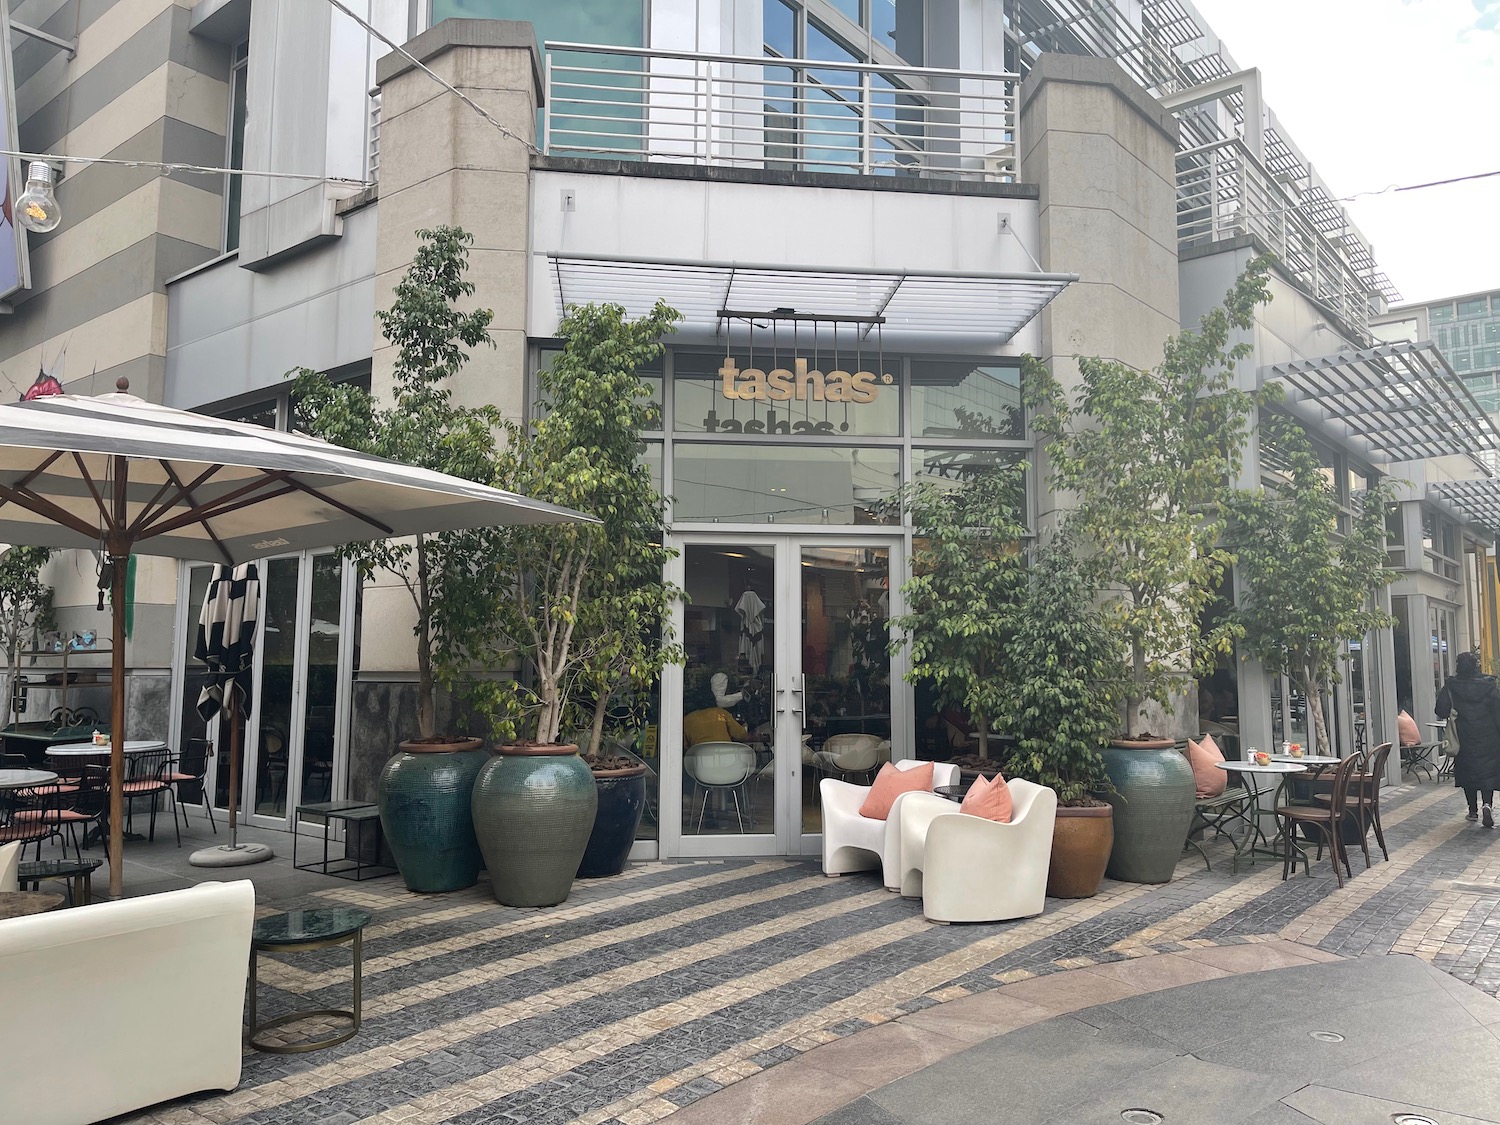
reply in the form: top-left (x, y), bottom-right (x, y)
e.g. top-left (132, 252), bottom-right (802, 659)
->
top-left (247, 907), bottom-right (371, 1053)
top-left (0, 891), bottom-right (65, 919)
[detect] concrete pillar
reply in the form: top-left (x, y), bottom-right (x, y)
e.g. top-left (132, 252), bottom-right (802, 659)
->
top-left (1018, 54), bottom-right (1188, 738)
top-left (373, 18), bottom-right (542, 422)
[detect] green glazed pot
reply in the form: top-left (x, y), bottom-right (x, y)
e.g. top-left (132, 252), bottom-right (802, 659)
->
top-left (472, 744), bottom-right (598, 907)
top-left (377, 738), bottom-right (485, 893)
top-left (1100, 739), bottom-right (1195, 884)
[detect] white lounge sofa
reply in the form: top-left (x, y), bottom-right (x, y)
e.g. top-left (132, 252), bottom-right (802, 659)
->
top-left (898, 778), bottom-right (1058, 922)
top-left (0, 880), bottom-right (256, 1125)
top-left (821, 758), bottom-right (960, 889)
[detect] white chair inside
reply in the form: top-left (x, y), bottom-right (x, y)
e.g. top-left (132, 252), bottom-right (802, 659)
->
top-left (813, 734), bottom-right (889, 784)
top-left (685, 742), bottom-right (756, 832)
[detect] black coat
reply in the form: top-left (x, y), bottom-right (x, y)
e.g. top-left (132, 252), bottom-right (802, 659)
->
top-left (1435, 672), bottom-right (1500, 792)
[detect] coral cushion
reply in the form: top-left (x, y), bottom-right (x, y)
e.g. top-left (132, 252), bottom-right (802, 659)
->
top-left (1398, 710), bottom-right (1421, 746)
top-left (959, 772), bottom-right (1013, 823)
top-left (858, 761), bottom-right (934, 819)
top-left (1187, 734), bottom-right (1227, 798)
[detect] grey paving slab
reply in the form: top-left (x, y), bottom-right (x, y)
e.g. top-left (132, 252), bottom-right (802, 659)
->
top-left (1042, 1054), bottom-right (1303, 1125)
top-left (1315, 1025), bottom-right (1500, 1121)
top-left (1282, 1083), bottom-right (1500, 1125)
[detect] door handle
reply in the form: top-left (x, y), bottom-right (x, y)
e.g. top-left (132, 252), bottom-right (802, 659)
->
top-left (789, 674), bottom-right (804, 718)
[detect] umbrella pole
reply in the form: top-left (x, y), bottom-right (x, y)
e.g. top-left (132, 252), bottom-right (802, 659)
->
top-left (227, 686), bottom-right (241, 850)
top-left (107, 553), bottom-right (127, 901)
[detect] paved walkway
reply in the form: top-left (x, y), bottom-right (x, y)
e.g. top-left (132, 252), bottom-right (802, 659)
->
top-left (107, 779), bottom-right (1500, 1125)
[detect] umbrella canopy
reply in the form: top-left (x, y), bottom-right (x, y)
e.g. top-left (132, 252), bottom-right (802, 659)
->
top-left (0, 383), bottom-right (592, 897)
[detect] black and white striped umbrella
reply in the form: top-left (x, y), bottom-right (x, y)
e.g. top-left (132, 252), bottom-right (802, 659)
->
top-left (0, 385), bottom-right (591, 896)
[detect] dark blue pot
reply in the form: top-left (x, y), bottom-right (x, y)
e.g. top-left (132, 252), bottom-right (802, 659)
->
top-left (1101, 740), bottom-right (1195, 883)
top-left (377, 739), bottom-right (485, 893)
top-left (577, 765), bottom-right (646, 878)
top-left (472, 745), bottom-right (598, 907)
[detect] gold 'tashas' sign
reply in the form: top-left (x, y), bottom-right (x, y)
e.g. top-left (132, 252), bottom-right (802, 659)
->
top-left (718, 357), bottom-right (892, 403)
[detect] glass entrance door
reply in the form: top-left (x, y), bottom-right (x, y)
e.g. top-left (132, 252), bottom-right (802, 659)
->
top-left (666, 535), bottom-right (899, 857)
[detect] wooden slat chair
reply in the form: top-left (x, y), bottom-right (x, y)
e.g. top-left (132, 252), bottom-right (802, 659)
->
top-left (1276, 752), bottom-right (1364, 888)
top-left (1314, 741), bottom-right (1392, 865)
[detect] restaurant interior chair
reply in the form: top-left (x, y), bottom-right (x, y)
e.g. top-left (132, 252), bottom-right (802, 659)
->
top-left (1, 751), bottom-right (30, 769)
top-left (1314, 741), bottom-right (1391, 864)
top-left (812, 734), bottom-right (888, 785)
top-left (166, 738), bottom-right (217, 838)
top-left (1276, 752), bottom-right (1364, 888)
top-left (684, 741), bottom-right (756, 832)
top-left (121, 748), bottom-right (175, 845)
top-left (896, 778), bottom-right (1059, 922)
top-left (256, 724), bottom-right (288, 811)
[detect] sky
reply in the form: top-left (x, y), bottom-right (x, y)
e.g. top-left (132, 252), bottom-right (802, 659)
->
top-left (1189, 0), bottom-right (1500, 305)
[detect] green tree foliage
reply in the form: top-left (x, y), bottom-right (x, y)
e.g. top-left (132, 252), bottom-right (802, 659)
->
top-left (465, 300), bottom-right (682, 749)
top-left (1215, 416), bottom-right (1396, 753)
top-left (1001, 536), bottom-right (1121, 804)
top-left (0, 546), bottom-right (54, 729)
top-left (290, 226), bottom-right (501, 741)
top-left (1025, 256), bottom-right (1277, 735)
top-left (888, 465), bottom-right (1028, 760)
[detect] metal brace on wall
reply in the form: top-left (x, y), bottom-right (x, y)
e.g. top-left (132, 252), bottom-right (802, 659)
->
top-left (12, 21), bottom-right (78, 60)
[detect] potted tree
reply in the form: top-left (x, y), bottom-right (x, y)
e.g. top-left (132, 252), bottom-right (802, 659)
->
top-left (1001, 535), bottom-right (1122, 897)
top-left (291, 226), bottom-right (502, 894)
top-left (1024, 256), bottom-right (1275, 882)
top-left (458, 299), bottom-right (682, 906)
top-left (0, 547), bottom-right (54, 732)
top-left (1217, 416), bottom-right (1396, 756)
top-left (887, 463), bottom-right (1028, 778)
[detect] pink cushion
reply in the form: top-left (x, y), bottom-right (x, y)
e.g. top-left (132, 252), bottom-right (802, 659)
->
top-left (1187, 735), bottom-right (1227, 798)
top-left (959, 772), bottom-right (1013, 823)
top-left (1398, 710), bottom-right (1421, 746)
top-left (858, 762), bottom-right (934, 820)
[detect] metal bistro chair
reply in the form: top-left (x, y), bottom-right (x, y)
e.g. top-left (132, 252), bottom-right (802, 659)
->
top-left (1186, 768), bottom-right (1255, 871)
top-left (684, 742), bottom-right (756, 832)
top-left (1400, 740), bottom-right (1438, 782)
top-left (165, 738), bottom-right (217, 838)
top-left (6, 773), bottom-right (105, 863)
top-left (1276, 752), bottom-right (1364, 889)
top-left (1314, 741), bottom-right (1392, 865)
top-left (120, 748), bottom-right (175, 844)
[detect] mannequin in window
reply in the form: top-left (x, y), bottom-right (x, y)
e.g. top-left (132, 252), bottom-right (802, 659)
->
top-left (683, 678), bottom-right (750, 748)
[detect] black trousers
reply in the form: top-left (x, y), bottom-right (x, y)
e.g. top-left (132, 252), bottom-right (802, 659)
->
top-left (1464, 787), bottom-right (1494, 812)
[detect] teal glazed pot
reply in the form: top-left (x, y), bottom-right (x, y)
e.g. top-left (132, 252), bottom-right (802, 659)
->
top-left (1100, 739), bottom-right (1196, 883)
top-left (472, 744), bottom-right (598, 907)
top-left (377, 737), bottom-right (485, 893)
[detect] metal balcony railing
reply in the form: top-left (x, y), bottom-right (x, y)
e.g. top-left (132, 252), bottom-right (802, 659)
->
top-left (542, 42), bottom-right (1018, 181)
top-left (1176, 138), bottom-right (1380, 338)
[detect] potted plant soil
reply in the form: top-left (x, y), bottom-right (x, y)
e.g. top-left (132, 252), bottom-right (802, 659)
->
top-left (462, 300), bottom-right (682, 905)
top-left (292, 227), bottom-right (503, 894)
top-left (1001, 536), bottom-right (1121, 898)
top-left (1025, 258), bottom-right (1276, 884)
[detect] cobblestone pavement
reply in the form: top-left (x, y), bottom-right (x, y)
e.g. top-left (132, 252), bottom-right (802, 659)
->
top-left (126, 780), bottom-right (1500, 1125)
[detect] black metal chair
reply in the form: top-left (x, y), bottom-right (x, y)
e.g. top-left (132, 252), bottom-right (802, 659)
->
top-left (121, 748), bottom-right (174, 844)
top-left (166, 738), bottom-right (216, 838)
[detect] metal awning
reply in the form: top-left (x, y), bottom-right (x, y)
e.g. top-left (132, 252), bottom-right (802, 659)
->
top-left (548, 253), bottom-right (1076, 344)
top-left (1429, 479), bottom-right (1500, 535)
top-left (1265, 341), bottom-right (1500, 467)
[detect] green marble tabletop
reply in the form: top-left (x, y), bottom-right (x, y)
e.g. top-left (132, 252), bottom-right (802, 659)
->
top-left (253, 907), bottom-right (371, 946)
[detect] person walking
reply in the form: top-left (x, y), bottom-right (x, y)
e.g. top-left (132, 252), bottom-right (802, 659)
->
top-left (1436, 651), bottom-right (1500, 827)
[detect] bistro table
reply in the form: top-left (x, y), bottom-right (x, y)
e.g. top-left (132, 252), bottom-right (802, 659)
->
top-left (18, 857), bottom-right (103, 906)
top-left (0, 890), bottom-right (65, 919)
top-left (46, 739), bottom-right (167, 758)
top-left (247, 907), bottom-right (371, 1053)
top-left (0, 768), bottom-right (59, 790)
top-left (1215, 759), bottom-right (1311, 873)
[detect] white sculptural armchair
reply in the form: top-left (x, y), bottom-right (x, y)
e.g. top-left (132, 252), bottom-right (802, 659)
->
top-left (898, 778), bottom-right (1058, 922)
top-left (820, 758), bottom-right (960, 889)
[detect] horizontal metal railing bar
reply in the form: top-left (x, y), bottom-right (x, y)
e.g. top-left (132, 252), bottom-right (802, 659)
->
top-left (546, 40), bottom-right (1021, 84)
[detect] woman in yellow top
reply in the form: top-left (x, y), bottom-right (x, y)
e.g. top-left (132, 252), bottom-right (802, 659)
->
top-left (683, 705), bottom-right (750, 747)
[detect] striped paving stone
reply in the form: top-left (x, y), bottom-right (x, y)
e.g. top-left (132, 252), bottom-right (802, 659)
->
top-left (124, 783), bottom-right (1500, 1125)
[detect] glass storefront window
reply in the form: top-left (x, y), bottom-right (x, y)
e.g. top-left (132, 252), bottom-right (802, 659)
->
top-left (673, 350), bottom-right (899, 436)
top-left (911, 360), bottom-right (1023, 439)
top-left (911, 447), bottom-right (1027, 520)
top-left (674, 444), bottom-right (900, 524)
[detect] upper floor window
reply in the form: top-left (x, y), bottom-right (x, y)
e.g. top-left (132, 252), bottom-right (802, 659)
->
top-left (224, 40), bottom-right (249, 253)
top-left (769, 1), bottom-right (925, 67)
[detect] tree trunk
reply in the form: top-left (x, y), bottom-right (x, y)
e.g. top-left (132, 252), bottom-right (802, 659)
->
top-left (1127, 642), bottom-right (1147, 737)
top-left (976, 712), bottom-right (989, 761)
top-left (588, 690), bottom-right (609, 757)
top-left (1301, 669), bottom-right (1331, 756)
top-left (415, 535), bottom-right (435, 740)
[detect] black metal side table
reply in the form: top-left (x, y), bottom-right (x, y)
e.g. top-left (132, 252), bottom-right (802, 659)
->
top-left (293, 801), bottom-right (396, 881)
top-left (247, 907), bottom-right (371, 1053)
top-left (934, 783), bottom-right (970, 803)
top-left (18, 857), bottom-right (102, 905)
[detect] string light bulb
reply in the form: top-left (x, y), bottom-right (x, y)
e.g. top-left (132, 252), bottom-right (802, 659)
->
top-left (14, 162), bottom-right (61, 233)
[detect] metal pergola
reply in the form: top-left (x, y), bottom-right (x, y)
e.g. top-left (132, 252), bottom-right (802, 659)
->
top-left (1265, 341), bottom-right (1500, 468)
top-left (548, 254), bottom-right (1076, 345)
top-left (1428, 479), bottom-right (1500, 536)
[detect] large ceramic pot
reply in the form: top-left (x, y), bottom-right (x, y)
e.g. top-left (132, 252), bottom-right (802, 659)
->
top-left (472, 744), bottom-right (598, 907)
top-left (377, 737), bottom-right (485, 893)
top-left (1047, 803), bottom-right (1114, 898)
top-left (1100, 739), bottom-right (1195, 883)
top-left (577, 761), bottom-right (647, 879)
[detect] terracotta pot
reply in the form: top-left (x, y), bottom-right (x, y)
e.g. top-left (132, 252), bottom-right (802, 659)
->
top-left (378, 737), bottom-right (485, 893)
top-left (1047, 803), bottom-right (1114, 898)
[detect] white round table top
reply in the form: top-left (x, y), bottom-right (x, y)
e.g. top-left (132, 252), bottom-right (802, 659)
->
top-left (0, 768), bottom-right (59, 790)
top-left (1270, 754), bottom-right (1341, 765)
top-left (1215, 759), bottom-right (1308, 774)
top-left (47, 739), bottom-right (167, 756)
top-left (1428, 722), bottom-right (1447, 727)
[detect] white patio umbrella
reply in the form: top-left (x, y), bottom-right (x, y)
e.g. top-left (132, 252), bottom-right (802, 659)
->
top-left (0, 381), bottom-right (590, 898)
